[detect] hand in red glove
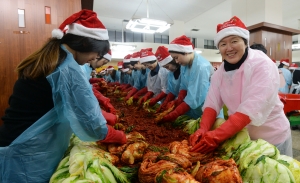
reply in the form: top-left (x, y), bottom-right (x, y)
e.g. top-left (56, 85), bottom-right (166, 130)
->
top-left (105, 102), bottom-right (117, 114)
top-left (157, 93), bottom-right (176, 112)
top-left (158, 102), bottom-right (190, 124)
top-left (132, 87), bottom-right (148, 102)
top-left (174, 90), bottom-right (187, 107)
top-left (120, 84), bottom-right (131, 91)
top-left (98, 125), bottom-right (127, 144)
top-left (139, 91), bottom-right (154, 105)
top-left (189, 107), bottom-right (217, 147)
top-left (149, 92), bottom-right (167, 106)
top-left (125, 87), bottom-right (138, 101)
top-left (190, 112), bottom-right (250, 153)
top-left (101, 109), bottom-right (118, 126)
top-left (92, 88), bottom-right (116, 114)
top-left (124, 86), bottom-right (133, 93)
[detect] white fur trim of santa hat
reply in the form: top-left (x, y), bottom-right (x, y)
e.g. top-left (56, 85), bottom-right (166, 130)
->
top-left (168, 44), bottom-right (193, 53)
top-left (103, 53), bottom-right (111, 61)
top-left (139, 55), bottom-right (157, 63)
top-left (66, 24), bottom-right (108, 40)
top-left (159, 55), bottom-right (173, 66)
top-left (122, 68), bottom-right (129, 72)
top-left (106, 66), bottom-right (114, 71)
top-left (281, 61), bottom-right (290, 66)
top-left (214, 27), bottom-right (249, 47)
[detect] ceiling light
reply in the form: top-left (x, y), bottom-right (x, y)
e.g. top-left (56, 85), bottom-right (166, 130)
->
top-left (292, 44), bottom-right (300, 50)
top-left (126, 0), bottom-right (172, 34)
top-left (111, 44), bottom-right (137, 51)
top-left (126, 18), bottom-right (170, 34)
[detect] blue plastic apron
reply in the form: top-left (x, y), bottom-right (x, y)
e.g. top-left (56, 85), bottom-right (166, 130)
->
top-left (0, 104), bottom-right (72, 183)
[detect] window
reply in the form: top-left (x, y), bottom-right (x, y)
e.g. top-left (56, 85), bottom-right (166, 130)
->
top-left (204, 39), bottom-right (217, 49)
top-left (108, 30), bottom-right (124, 42)
top-left (154, 34), bottom-right (169, 44)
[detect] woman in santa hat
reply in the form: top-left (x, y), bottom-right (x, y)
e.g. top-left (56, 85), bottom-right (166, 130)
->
top-left (147, 46), bottom-right (181, 111)
top-left (190, 16), bottom-right (292, 157)
top-left (137, 47), bottom-right (169, 105)
top-left (156, 35), bottom-right (223, 123)
top-left (278, 59), bottom-right (292, 93)
top-left (0, 10), bottom-right (127, 182)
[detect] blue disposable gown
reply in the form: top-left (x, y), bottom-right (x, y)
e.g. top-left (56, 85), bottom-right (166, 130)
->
top-left (279, 67), bottom-right (292, 93)
top-left (166, 71), bottom-right (181, 97)
top-left (80, 63), bottom-right (93, 81)
top-left (0, 45), bottom-right (108, 182)
top-left (128, 72), bottom-right (134, 86)
top-left (133, 69), bottom-right (150, 90)
top-left (180, 52), bottom-right (223, 119)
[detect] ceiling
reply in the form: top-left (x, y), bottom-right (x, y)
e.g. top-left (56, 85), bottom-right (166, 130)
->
top-left (94, 0), bottom-right (300, 42)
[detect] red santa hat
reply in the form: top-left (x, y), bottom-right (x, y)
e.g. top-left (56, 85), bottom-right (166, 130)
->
top-left (123, 54), bottom-right (132, 63)
top-left (103, 50), bottom-right (112, 61)
top-left (289, 63), bottom-right (298, 70)
top-left (106, 66), bottom-right (114, 71)
top-left (168, 35), bottom-right (194, 53)
top-left (100, 69), bottom-right (106, 74)
top-left (117, 61), bottom-right (123, 68)
top-left (52, 9), bottom-right (108, 40)
top-left (139, 48), bottom-right (156, 63)
top-left (130, 52), bottom-right (141, 62)
top-left (280, 59), bottom-right (290, 66)
top-left (155, 46), bottom-right (173, 66)
top-left (214, 16), bottom-right (249, 48)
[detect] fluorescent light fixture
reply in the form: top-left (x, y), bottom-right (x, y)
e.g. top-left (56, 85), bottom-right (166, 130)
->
top-left (126, 18), bottom-right (171, 34)
top-left (111, 44), bottom-right (137, 51)
top-left (195, 50), bottom-right (202, 54)
top-left (292, 44), bottom-right (300, 50)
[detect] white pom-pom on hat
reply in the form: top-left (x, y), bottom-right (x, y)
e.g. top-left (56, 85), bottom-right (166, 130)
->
top-left (52, 29), bottom-right (64, 39)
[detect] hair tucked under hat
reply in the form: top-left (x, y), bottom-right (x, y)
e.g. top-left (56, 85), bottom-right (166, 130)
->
top-left (214, 16), bottom-right (249, 48)
top-left (52, 9), bottom-right (109, 40)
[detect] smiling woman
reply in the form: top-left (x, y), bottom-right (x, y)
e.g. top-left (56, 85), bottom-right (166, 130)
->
top-left (190, 16), bottom-right (293, 158)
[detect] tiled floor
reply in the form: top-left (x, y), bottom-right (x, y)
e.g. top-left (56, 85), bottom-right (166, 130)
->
top-left (291, 126), bottom-right (300, 161)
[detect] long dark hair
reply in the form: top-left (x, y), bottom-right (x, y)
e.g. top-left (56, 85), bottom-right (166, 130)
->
top-left (16, 33), bottom-right (110, 79)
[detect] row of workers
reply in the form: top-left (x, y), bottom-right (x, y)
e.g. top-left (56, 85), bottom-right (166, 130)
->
top-left (0, 9), bottom-right (292, 182)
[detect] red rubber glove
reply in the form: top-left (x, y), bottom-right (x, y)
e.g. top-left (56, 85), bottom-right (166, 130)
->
top-left (98, 125), bottom-right (127, 144)
top-left (92, 83), bottom-right (101, 91)
top-left (189, 107), bottom-right (217, 147)
top-left (125, 87), bottom-right (138, 101)
top-left (132, 87), bottom-right (148, 102)
top-left (120, 84), bottom-right (131, 91)
top-left (190, 112), bottom-right (251, 153)
top-left (149, 92), bottom-right (167, 106)
top-left (157, 93), bottom-right (176, 112)
top-left (92, 88), bottom-right (116, 114)
top-left (139, 91), bottom-right (154, 105)
top-left (159, 102), bottom-right (190, 124)
top-left (124, 86), bottom-right (133, 93)
top-left (174, 90), bottom-right (187, 107)
top-left (89, 78), bottom-right (104, 84)
top-left (101, 109), bottom-right (118, 126)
